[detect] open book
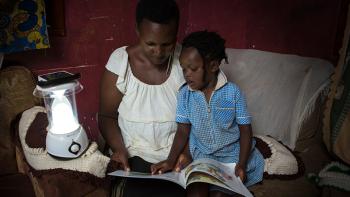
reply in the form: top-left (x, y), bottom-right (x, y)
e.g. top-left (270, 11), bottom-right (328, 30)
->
top-left (108, 158), bottom-right (253, 197)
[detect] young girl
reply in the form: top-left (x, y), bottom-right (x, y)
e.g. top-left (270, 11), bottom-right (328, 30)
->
top-left (151, 31), bottom-right (264, 196)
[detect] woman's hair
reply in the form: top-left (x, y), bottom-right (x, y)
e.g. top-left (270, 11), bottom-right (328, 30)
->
top-left (136, 0), bottom-right (179, 27)
top-left (182, 30), bottom-right (228, 64)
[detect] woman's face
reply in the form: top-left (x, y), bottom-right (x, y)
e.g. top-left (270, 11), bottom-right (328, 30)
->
top-left (137, 19), bottom-right (177, 66)
top-left (179, 47), bottom-right (211, 91)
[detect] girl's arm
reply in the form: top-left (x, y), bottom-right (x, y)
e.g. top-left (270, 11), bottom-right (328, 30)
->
top-left (151, 123), bottom-right (190, 174)
top-left (168, 123), bottom-right (191, 164)
top-left (236, 124), bottom-right (253, 181)
top-left (174, 141), bottom-right (192, 171)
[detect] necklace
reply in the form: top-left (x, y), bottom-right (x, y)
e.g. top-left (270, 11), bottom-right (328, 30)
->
top-left (166, 52), bottom-right (173, 76)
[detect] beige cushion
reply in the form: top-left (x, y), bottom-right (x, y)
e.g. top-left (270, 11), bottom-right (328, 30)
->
top-left (222, 48), bottom-right (334, 149)
top-left (255, 135), bottom-right (302, 178)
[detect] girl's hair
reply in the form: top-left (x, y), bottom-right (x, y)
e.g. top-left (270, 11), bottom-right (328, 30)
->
top-left (182, 30), bottom-right (228, 64)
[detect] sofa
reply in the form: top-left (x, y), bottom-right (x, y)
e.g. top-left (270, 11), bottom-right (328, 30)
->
top-left (0, 47), bottom-right (348, 196)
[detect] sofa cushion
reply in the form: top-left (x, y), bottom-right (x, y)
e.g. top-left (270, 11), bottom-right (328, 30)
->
top-left (254, 135), bottom-right (304, 179)
top-left (0, 66), bottom-right (40, 174)
top-left (222, 48), bottom-right (334, 149)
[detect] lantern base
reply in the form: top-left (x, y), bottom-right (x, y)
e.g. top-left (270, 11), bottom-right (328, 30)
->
top-left (46, 126), bottom-right (89, 158)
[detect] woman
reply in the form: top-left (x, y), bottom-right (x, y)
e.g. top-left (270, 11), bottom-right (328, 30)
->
top-left (99, 0), bottom-right (189, 196)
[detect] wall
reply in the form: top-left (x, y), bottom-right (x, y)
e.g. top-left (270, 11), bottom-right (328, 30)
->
top-left (183, 0), bottom-right (347, 63)
top-left (5, 0), bottom-right (348, 140)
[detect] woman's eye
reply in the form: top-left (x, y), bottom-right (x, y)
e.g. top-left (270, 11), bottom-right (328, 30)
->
top-left (191, 67), bottom-right (198, 72)
top-left (162, 43), bottom-right (172, 47)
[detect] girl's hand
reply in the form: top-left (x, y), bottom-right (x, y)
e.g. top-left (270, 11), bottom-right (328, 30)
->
top-left (235, 164), bottom-right (247, 182)
top-left (174, 153), bottom-right (192, 172)
top-left (111, 149), bottom-right (130, 171)
top-left (151, 160), bottom-right (175, 174)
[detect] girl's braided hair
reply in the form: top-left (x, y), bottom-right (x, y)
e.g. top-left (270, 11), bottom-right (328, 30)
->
top-left (182, 30), bottom-right (228, 64)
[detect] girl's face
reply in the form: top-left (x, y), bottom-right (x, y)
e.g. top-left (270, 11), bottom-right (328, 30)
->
top-left (137, 19), bottom-right (177, 66)
top-left (179, 47), bottom-right (217, 91)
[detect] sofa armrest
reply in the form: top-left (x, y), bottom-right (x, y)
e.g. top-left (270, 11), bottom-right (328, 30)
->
top-left (0, 66), bottom-right (41, 175)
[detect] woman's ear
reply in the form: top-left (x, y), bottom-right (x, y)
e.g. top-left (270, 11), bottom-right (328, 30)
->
top-left (209, 61), bottom-right (220, 72)
top-left (135, 23), bottom-right (140, 36)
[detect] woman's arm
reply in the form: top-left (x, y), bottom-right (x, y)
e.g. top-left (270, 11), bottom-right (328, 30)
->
top-left (236, 124), bottom-right (253, 182)
top-left (98, 69), bottom-right (130, 170)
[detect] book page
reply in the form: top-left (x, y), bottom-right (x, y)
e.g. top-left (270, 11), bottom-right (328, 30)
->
top-left (108, 170), bottom-right (186, 188)
top-left (186, 172), bottom-right (233, 191)
top-left (182, 158), bottom-right (253, 197)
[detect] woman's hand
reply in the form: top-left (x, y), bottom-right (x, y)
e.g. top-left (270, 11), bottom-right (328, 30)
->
top-left (235, 163), bottom-right (247, 182)
top-left (111, 149), bottom-right (130, 171)
top-left (151, 159), bottom-right (175, 174)
top-left (174, 153), bottom-right (192, 172)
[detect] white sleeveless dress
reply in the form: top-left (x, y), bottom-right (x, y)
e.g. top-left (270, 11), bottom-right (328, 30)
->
top-left (105, 45), bottom-right (184, 163)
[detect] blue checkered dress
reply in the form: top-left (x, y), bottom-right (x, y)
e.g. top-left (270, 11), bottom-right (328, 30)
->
top-left (176, 79), bottom-right (264, 187)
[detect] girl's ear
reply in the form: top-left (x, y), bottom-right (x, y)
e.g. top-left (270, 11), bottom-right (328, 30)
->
top-left (209, 61), bottom-right (220, 72)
